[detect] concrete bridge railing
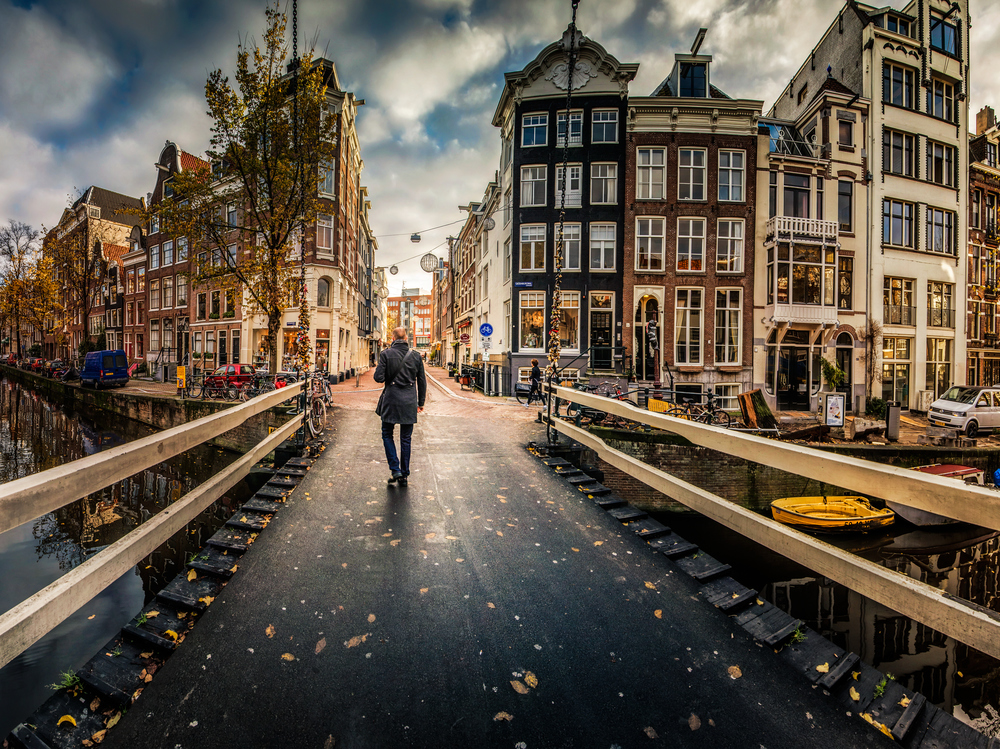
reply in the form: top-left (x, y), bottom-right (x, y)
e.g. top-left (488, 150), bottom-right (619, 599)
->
top-left (0, 383), bottom-right (303, 671)
top-left (544, 384), bottom-right (1000, 661)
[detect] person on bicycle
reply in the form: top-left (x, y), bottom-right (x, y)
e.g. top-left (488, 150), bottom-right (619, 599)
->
top-left (528, 358), bottom-right (542, 405)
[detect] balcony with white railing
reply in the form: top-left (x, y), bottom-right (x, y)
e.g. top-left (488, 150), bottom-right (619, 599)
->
top-left (764, 216), bottom-right (838, 244)
top-left (766, 302), bottom-right (840, 327)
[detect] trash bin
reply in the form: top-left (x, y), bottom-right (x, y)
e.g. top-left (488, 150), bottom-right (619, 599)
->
top-left (886, 401), bottom-right (901, 442)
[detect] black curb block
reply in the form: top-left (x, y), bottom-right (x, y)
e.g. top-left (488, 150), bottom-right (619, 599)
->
top-left (526, 440), bottom-right (994, 749)
top-left (4, 449), bottom-right (320, 749)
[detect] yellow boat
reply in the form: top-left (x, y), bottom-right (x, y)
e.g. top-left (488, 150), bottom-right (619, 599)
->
top-left (770, 496), bottom-right (895, 533)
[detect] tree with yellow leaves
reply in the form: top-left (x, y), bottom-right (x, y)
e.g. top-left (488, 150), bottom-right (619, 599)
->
top-left (156, 3), bottom-right (337, 372)
top-left (0, 221), bottom-right (57, 357)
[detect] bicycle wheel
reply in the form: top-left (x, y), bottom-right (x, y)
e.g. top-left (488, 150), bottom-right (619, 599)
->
top-left (238, 384), bottom-right (254, 402)
top-left (307, 397), bottom-right (327, 436)
top-left (664, 406), bottom-right (691, 420)
top-left (514, 385), bottom-right (528, 404)
top-left (225, 386), bottom-right (240, 401)
top-left (706, 409), bottom-right (732, 429)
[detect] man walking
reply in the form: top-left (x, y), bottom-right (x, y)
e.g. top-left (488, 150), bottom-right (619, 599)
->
top-left (374, 327), bottom-right (427, 487)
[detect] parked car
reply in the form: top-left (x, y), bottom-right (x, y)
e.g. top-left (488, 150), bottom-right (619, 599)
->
top-left (204, 363), bottom-right (257, 391)
top-left (4, 353), bottom-right (16, 366)
top-left (43, 359), bottom-right (64, 377)
top-left (928, 386), bottom-right (1000, 438)
top-left (80, 349), bottom-right (130, 388)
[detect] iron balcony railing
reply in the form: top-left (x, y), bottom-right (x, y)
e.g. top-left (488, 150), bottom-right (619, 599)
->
top-left (884, 304), bottom-right (916, 326)
top-left (927, 307), bottom-right (955, 328)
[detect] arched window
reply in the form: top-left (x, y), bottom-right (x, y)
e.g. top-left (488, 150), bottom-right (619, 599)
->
top-left (317, 277), bottom-right (331, 308)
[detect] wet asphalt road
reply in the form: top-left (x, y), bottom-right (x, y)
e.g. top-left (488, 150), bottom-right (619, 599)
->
top-left (101, 406), bottom-right (889, 748)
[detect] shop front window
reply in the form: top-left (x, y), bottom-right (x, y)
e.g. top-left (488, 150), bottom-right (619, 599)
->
top-left (520, 291), bottom-right (544, 350)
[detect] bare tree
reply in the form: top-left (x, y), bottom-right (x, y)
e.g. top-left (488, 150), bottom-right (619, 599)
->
top-left (859, 319), bottom-right (883, 403)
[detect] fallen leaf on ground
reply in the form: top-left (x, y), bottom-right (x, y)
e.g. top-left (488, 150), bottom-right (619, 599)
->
top-left (815, 663), bottom-right (830, 673)
top-left (497, 495), bottom-right (506, 499)
top-left (487, 602), bottom-right (496, 609)
top-left (524, 671), bottom-right (538, 688)
top-left (368, 614), bottom-right (376, 623)
top-left (571, 547), bottom-right (579, 552)
top-left (315, 638), bottom-right (327, 654)
top-left (105, 713), bottom-right (121, 729)
top-left (728, 666), bottom-right (742, 679)
top-left (849, 686), bottom-right (861, 701)
top-left (177, 612), bottom-right (188, 619)
top-left (594, 541), bottom-right (603, 546)
top-left (446, 535), bottom-right (458, 540)
top-left (163, 630), bottom-right (179, 641)
top-left (899, 696), bottom-right (911, 707)
top-left (688, 714), bottom-right (701, 731)
top-left (187, 569), bottom-right (197, 582)
top-left (644, 582), bottom-right (656, 590)
top-left (644, 726), bottom-right (659, 739)
top-left (390, 540), bottom-right (401, 547)
top-left (494, 711), bottom-right (513, 721)
top-left (497, 531), bottom-right (503, 537)
top-left (510, 680), bottom-right (529, 694)
top-left (266, 625), bottom-right (276, 638)
top-left (281, 653), bottom-right (296, 661)
top-left (456, 558), bottom-right (464, 562)
top-left (91, 729), bottom-right (107, 743)
top-left (345, 634), bottom-right (369, 648)
top-left (88, 615), bottom-right (95, 620)
top-left (382, 533), bottom-right (392, 537)
top-left (147, 610), bottom-right (159, 619)
top-left (852, 671), bottom-right (860, 680)
top-left (140, 652), bottom-right (152, 659)
top-left (199, 596), bottom-right (214, 606)
top-left (425, 533), bottom-right (436, 540)
top-left (57, 715), bottom-right (76, 728)
top-left (420, 588), bottom-right (429, 595)
top-left (89, 698), bottom-right (100, 712)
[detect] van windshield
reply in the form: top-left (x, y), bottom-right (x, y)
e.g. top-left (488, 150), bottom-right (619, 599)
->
top-left (940, 386), bottom-right (981, 404)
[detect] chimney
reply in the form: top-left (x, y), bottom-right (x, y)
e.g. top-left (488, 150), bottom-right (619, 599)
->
top-left (977, 106), bottom-right (997, 136)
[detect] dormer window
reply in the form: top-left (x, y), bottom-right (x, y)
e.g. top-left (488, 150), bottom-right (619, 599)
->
top-left (679, 63), bottom-right (706, 97)
top-left (163, 180), bottom-right (174, 198)
top-left (886, 15), bottom-right (911, 38)
top-left (88, 206), bottom-right (100, 219)
top-left (930, 12), bottom-right (958, 56)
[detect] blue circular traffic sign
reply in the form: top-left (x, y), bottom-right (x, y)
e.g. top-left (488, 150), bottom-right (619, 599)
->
top-left (479, 323), bottom-right (493, 337)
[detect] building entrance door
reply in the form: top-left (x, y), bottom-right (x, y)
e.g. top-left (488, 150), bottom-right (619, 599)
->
top-left (590, 311), bottom-right (612, 370)
top-left (634, 295), bottom-right (659, 381)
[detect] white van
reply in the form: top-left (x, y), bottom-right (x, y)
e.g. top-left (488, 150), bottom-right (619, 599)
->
top-left (928, 386), bottom-right (1000, 437)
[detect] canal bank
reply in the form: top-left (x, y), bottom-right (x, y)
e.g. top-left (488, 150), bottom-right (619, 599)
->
top-left (0, 366), bottom-right (287, 454)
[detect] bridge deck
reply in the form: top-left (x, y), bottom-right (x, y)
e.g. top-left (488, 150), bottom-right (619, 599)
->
top-left (99, 398), bottom-right (891, 748)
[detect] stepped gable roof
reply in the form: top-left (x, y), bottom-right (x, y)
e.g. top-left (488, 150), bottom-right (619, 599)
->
top-left (73, 186), bottom-right (145, 227)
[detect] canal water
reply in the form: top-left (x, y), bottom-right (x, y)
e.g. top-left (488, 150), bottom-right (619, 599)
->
top-left (0, 379), bottom-right (253, 738)
top-left (661, 510), bottom-right (1000, 727)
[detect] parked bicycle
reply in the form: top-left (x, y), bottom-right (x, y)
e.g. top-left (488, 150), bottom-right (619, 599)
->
top-left (237, 373), bottom-right (278, 401)
top-left (663, 391), bottom-right (732, 428)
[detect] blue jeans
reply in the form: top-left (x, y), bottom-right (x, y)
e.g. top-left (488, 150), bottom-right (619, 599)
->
top-left (381, 422), bottom-right (414, 476)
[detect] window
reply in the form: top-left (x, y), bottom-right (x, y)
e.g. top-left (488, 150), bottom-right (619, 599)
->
top-left (126, 302), bottom-right (133, 326)
top-left (226, 243), bottom-right (237, 267)
top-left (197, 292), bottom-right (207, 320)
top-left (149, 319), bottom-right (160, 353)
top-left (883, 199), bottom-right (914, 247)
top-left (715, 289), bottom-right (741, 365)
top-left (136, 301), bottom-right (144, 325)
top-left (930, 12), bottom-right (958, 55)
top-left (783, 174), bottom-right (810, 217)
top-left (675, 289), bottom-right (703, 365)
top-left (590, 163), bottom-right (617, 204)
top-left (838, 257), bottom-right (853, 310)
top-left (717, 220), bottom-right (743, 273)
top-left (677, 218), bottom-right (705, 271)
top-left (883, 63), bottom-right (915, 109)
top-left (126, 269), bottom-right (135, 295)
top-left (927, 281), bottom-right (954, 328)
top-left (504, 300), bottom-right (511, 346)
top-left (816, 177), bottom-right (824, 221)
top-left (592, 110), bottom-right (618, 143)
top-left (886, 15), bottom-right (911, 37)
top-left (150, 215), bottom-right (159, 234)
top-left (679, 63), bottom-right (706, 97)
top-left (636, 148), bottom-right (665, 200)
top-left (927, 338), bottom-right (952, 399)
top-left (883, 277), bottom-right (915, 325)
top-left (227, 204), bottom-right (237, 228)
top-left (714, 384), bottom-right (740, 411)
top-left (176, 275), bottom-right (187, 306)
top-left (162, 239), bottom-right (174, 265)
top-left (678, 149), bottom-right (706, 200)
top-left (989, 144), bottom-right (998, 169)
top-left (883, 129), bottom-right (915, 176)
top-left (211, 291), bottom-right (221, 317)
top-left (797, 84), bottom-right (809, 106)
top-left (150, 280), bottom-right (160, 310)
top-left (589, 224), bottom-right (616, 271)
top-left (162, 276), bottom-right (174, 309)
top-left (973, 189), bottom-right (981, 229)
top-left (317, 278), bottom-right (330, 307)
top-left (225, 289), bottom-right (236, 315)
top-left (519, 225), bottom-right (545, 271)
top-left (556, 110), bottom-right (583, 147)
top-left (520, 291), bottom-right (545, 350)
top-left (839, 120), bottom-right (853, 147)
top-left (718, 151), bottom-right (744, 202)
top-left (503, 237), bottom-right (511, 281)
top-left (882, 337), bottom-right (911, 403)
top-left (177, 236), bottom-right (188, 262)
top-left (555, 164), bottom-right (582, 208)
top-left (926, 207), bottom-right (955, 254)
top-left (768, 172), bottom-right (777, 218)
top-left (838, 181), bottom-right (853, 232)
top-left (522, 113), bottom-right (547, 147)
top-left (503, 188), bottom-right (512, 226)
top-left (317, 214), bottom-right (333, 250)
top-left (929, 79), bottom-right (954, 122)
top-left (319, 162), bottom-right (334, 195)
top-left (558, 292), bottom-right (580, 350)
top-left (561, 224), bottom-right (581, 270)
top-left (926, 141), bottom-right (955, 186)
top-left (520, 166), bottom-right (546, 207)
top-left (767, 244), bottom-right (837, 306)
top-left (150, 244), bottom-right (160, 270)
top-left (635, 218), bottom-right (665, 271)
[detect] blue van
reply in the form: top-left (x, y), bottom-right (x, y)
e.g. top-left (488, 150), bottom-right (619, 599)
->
top-left (80, 349), bottom-right (130, 388)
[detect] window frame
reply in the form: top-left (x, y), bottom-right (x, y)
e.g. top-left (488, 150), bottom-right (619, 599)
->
top-left (674, 287), bottom-right (704, 366)
top-left (635, 217), bottom-right (665, 272)
top-left (521, 113), bottom-right (548, 148)
top-left (926, 206), bottom-right (955, 255)
top-left (560, 223), bottom-right (581, 271)
top-left (883, 128), bottom-right (915, 177)
top-left (520, 165), bottom-right (547, 207)
top-left (556, 109), bottom-right (583, 148)
top-left (882, 198), bottom-right (915, 248)
top-left (591, 109), bottom-right (618, 143)
top-left (590, 162), bottom-right (618, 205)
top-left (519, 224), bottom-right (546, 272)
top-left (718, 150), bottom-right (745, 202)
top-left (714, 288), bottom-right (742, 365)
top-left (929, 12), bottom-right (958, 56)
top-left (519, 290), bottom-right (545, 351)
top-left (317, 213), bottom-right (333, 250)
top-left (926, 140), bottom-right (955, 186)
top-left (716, 219), bottom-right (744, 273)
top-left (636, 147), bottom-right (666, 201)
top-left (883, 63), bottom-right (915, 110)
top-left (676, 217), bottom-right (706, 272)
top-left (929, 78), bottom-right (954, 122)
top-left (838, 180), bottom-right (853, 233)
top-left (554, 163), bottom-right (583, 208)
top-left (589, 223), bottom-right (616, 271)
top-left (678, 148), bottom-right (707, 201)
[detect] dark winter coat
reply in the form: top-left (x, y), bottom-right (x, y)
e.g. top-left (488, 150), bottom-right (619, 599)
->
top-left (374, 340), bottom-right (427, 424)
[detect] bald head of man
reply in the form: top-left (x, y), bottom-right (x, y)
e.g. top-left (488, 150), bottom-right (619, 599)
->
top-left (393, 327), bottom-right (407, 341)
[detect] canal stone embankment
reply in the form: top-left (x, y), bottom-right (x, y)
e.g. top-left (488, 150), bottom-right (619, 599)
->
top-left (1, 366), bottom-right (287, 453)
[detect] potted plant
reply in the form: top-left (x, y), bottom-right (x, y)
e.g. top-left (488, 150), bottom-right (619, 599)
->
top-left (209, 312), bottom-right (220, 320)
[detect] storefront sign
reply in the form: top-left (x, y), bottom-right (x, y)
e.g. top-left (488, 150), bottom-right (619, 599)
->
top-left (460, 333), bottom-right (470, 344)
top-left (825, 393), bottom-right (845, 427)
top-left (514, 281), bottom-right (533, 288)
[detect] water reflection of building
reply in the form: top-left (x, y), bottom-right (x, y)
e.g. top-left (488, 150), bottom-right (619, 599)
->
top-left (765, 532), bottom-right (1000, 714)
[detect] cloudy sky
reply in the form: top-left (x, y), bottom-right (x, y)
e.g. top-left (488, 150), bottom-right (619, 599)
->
top-left (1, 0), bottom-right (998, 295)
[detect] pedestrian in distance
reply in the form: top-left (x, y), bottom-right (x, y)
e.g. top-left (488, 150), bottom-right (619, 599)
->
top-left (527, 358), bottom-right (542, 405)
top-left (374, 326), bottom-right (427, 487)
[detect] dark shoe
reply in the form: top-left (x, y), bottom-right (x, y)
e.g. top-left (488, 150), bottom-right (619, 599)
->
top-left (388, 471), bottom-right (402, 484)
top-left (397, 476), bottom-right (408, 487)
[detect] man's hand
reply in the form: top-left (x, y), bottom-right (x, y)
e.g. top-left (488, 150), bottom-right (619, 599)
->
top-left (418, 406), bottom-right (424, 413)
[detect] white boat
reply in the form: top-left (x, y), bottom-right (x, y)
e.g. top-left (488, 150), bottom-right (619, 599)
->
top-left (886, 464), bottom-right (984, 527)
